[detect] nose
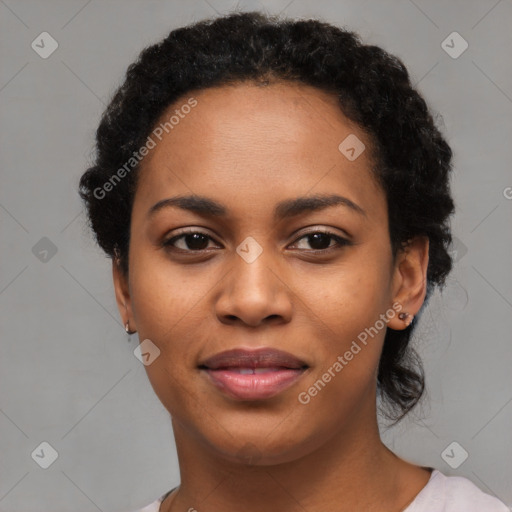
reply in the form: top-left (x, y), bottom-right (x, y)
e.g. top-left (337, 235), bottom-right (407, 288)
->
top-left (214, 247), bottom-right (293, 328)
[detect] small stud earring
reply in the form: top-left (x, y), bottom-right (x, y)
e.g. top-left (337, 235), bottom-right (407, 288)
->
top-left (398, 312), bottom-right (413, 326)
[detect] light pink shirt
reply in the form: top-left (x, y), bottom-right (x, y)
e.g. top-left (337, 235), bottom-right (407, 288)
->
top-left (134, 469), bottom-right (510, 511)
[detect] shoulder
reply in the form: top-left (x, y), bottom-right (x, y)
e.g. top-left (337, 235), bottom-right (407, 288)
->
top-left (406, 469), bottom-right (510, 512)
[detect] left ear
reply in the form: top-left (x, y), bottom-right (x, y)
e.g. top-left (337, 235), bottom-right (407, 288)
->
top-left (387, 235), bottom-right (429, 330)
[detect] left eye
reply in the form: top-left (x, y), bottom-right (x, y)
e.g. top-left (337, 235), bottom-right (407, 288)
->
top-left (162, 230), bottom-right (349, 253)
top-left (291, 231), bottom-right (349, 251)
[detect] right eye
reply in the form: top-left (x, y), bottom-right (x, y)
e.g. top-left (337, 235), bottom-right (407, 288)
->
top-left (162, 230), bottom-right (221, 252)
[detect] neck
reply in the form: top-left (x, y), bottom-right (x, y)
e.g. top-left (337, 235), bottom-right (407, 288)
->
top-left (162, 389), bottom-right (425, 512)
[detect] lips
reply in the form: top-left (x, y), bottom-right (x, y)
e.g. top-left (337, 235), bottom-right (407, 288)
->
top-left (200, 347), bottom-right (308, 371)
top-left (198, 348), bottom-right (309, 400)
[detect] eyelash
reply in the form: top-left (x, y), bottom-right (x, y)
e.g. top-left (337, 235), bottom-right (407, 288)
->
top-left (161, 228), bottom-right (351, 254)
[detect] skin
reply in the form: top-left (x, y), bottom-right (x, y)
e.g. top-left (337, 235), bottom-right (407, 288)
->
top-left (113, 81), bottom-right (431, 511)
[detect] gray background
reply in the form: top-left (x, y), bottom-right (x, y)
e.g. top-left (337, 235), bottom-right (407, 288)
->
top-left (1, 0), bottom-right (511, 510)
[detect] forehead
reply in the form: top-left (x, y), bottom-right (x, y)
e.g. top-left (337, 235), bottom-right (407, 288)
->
top-left (134, 81), bottom-right (384, 220)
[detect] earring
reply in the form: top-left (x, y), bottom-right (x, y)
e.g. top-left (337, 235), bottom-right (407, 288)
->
top-left (398, 312), bottom-right (414, 326)
top-left (125, 322), bottom-right (136, 335)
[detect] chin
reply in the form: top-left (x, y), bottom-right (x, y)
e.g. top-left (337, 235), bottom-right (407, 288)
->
top-left (194, 418), bottom-right (322, 467)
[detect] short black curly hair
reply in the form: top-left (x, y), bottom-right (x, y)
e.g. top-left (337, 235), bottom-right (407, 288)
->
top-left (79, 10), bottom-right (455, 424)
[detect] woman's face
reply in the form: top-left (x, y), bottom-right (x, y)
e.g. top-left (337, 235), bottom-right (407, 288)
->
top-left (114, 81), bottom-right (426, 464)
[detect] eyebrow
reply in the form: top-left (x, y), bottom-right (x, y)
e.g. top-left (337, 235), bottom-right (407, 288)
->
top-left (147, 193), bottom-right (367, 220)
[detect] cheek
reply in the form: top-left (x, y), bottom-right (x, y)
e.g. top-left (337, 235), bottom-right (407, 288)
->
top-left (295, 285), bottom-right (388, 426)
top-left (128, 255), bottom-right (210, 406)
top-left (310, 257), bottom-right (391, 332)
top-left (296, 258), bottom-right (392, 391)
top-left (129, 247), bottom-right (211, 336)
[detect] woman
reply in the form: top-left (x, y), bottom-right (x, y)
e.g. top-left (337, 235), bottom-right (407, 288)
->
top-left (79, 11), bottom-right (509, 512)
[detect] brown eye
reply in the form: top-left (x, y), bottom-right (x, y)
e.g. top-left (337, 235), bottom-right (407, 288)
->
top-left (291, 230), bottom-right (350, 251)
top-left (162, 228), bottom-right (350, 255)
top-left (163, 232), bottom-right (217, 252)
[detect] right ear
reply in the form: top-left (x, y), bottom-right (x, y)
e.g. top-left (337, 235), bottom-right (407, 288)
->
top-left (112, 254), bottom-right (136, 332)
